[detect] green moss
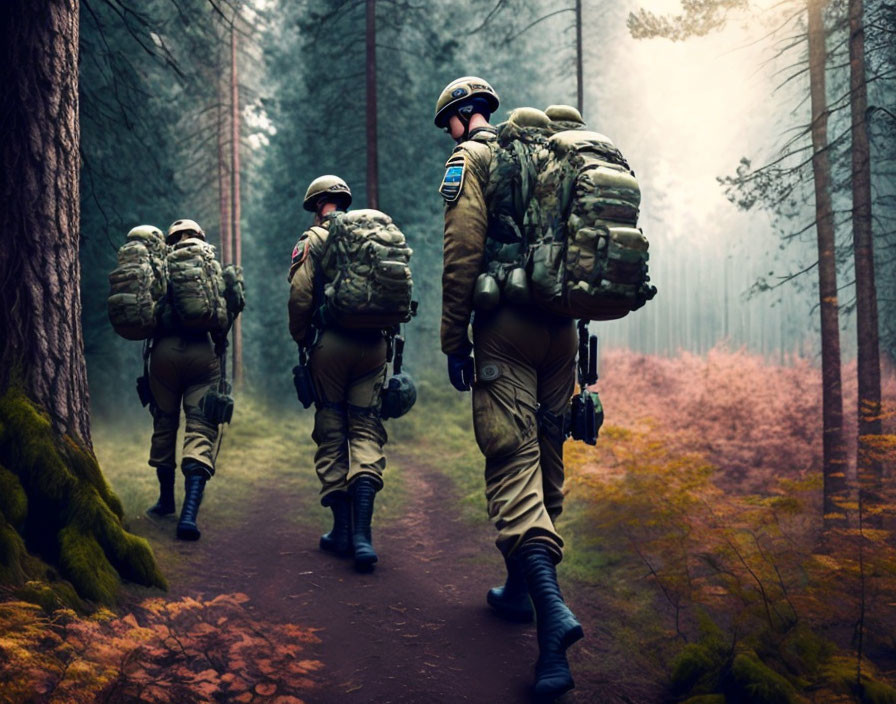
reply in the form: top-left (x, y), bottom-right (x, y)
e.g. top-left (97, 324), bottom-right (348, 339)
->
top-left (58, 524), bottom-right (120, 604)
top-left (0, 464), bottom-right (27, 525)
top-left (0, 386), bottom-right (166, 604)
top-left (730, 652), bottom-right (800, 704)
top-left (63, 436), bottom-right (124, 520)
top-left (683, 696), bottom-right (726, 704)
top-left (777, 625), bottom-right (835, 682)
top-left (14, 580), bottom-right (67, 612)
top-left (860, 679), bottom-right (896, 704)
top-left (0, 516), bottom-right (27, 584)
top-left (671, 642), bottom-right (727, 696)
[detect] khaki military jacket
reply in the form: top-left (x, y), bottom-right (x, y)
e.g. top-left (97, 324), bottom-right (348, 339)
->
top-left (287, 222), bottom-right (331, 345)
top-left (440, 126), bottom-right (498, 356)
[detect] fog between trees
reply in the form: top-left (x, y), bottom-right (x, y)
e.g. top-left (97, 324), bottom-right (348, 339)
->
top-left (77, 0), bottom-right (896, 411)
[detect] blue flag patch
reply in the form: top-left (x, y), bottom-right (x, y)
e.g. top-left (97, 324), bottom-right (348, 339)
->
top-left (439, 158), bottom-right (465, 202)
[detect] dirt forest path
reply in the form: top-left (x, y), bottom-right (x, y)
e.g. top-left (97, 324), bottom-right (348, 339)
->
top-left (132, 455), bottom-right (624, 704)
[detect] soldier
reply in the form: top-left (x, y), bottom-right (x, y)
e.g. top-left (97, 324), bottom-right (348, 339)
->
top-left (434, 77), bottom-right (583, 698)
top-left (146, 219), bottom-right (230, 541)
top-left (288, 176), bottom-right (388, 572)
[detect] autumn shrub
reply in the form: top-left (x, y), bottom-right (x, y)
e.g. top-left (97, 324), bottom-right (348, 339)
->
top-left (565, 347), bottom-right (896, 702)
top-left (597, 345), bottom-right (824, 492)
top-left (0, 591), bottom-right (322, 704)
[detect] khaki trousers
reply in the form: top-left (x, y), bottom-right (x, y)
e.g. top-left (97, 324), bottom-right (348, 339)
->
top-left (149, 333), bottom-right (220, 474)
top-left (310, 329), bottom-right (388, 503)
top-left (472, 307), bottom-right (576, 562)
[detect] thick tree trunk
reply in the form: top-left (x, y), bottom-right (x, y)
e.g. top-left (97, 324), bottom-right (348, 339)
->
top-left (366, 0), bottom-right (379, 209)
top-left (808, 0), bottom-right (848, 531)
top-left (576, 0), bottom-right (584, 116)
top-left (849, 0), bottom-right (882, 518)
top-left (231, 22), bottom-right (243, 387)
top-left (0, 0), bottom-right (164, 603)
top-left (0, 0), bottom-right (91, 446)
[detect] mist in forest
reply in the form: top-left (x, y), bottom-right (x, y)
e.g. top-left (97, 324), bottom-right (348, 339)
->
top-left (76, 0), bottom-right (895, 414)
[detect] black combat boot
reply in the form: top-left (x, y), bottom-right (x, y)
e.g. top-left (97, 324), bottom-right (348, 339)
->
top-left (177, 462), bottom-right (210, 541)
top-left (319, 491), bottom-right (353, 556)
top-left (487, 554), bottom-right (534, 622)
top-left (147, 465), bottom-right (176, 516)
top-left (349, 476), bottom-right (379, 571)
top-left (519, 542), bottom-right (584, 699)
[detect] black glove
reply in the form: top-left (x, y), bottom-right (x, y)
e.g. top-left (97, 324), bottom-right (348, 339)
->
top-left (447, 353), bottom-right (474, 392)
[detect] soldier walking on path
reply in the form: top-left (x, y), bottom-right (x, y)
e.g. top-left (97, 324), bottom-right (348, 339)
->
top-left (433, 77), bottom-right (584, 699)
top-left (109, 219), bottom-right (244, 541)
top-left (288, 176), bottom-right (414, 572)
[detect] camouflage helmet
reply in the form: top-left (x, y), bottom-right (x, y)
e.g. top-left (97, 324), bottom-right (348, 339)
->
top-left (380, 373), bottom-right (417, 420)
top-left (303, 175), bottom-right (352, 212)
top-left (127, 225), bottom-right (163, 241)
top-left (434, 76), bottom-right (500, 128)
top-left (545, 104), bottom-right (585, 125)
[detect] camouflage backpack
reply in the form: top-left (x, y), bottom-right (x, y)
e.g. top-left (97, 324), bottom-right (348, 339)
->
top-left (107, 226), bottom-right (168, 340)
top-left (320, 209), bottom-right (413, 329)
top-left (166, 238), bottom-right (230, 333)
top-left (485, 109), bottom-right (656, 320)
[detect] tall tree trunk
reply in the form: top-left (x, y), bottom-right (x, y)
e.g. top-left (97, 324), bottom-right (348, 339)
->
top-left (808, 0), bottom-right (849, 532)
top-left (849, 0), bottom-right (882, 519)
top-left (576, 0), bottom-right (584, 116)
top-left (0, 0), bottom-right (90, 445)
top-left (231, 21), bottom-right (243, 387)
top-left (366, 0), bottom-right (379, 209)
top-left (0, 0), bottom-right (164, 603)
top-left (218, 34), bottom-right (232, 266)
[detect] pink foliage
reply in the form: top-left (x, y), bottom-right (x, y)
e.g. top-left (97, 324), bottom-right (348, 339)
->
top-left (597, 345), bottom-right (824, 490)
top-left (598, 345), bottom-right (896, 491)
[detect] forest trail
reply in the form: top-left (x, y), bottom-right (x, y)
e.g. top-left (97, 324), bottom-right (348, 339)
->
top-left (133, 453), bottom-right (621, 704)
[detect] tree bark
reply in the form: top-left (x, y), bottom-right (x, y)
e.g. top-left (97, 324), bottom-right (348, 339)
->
top-left (0, 0), bottom-right (91, 446)
top-left (218, 31), bottom-right (232, 266)
top-left (366, 0), bottom-right (379, 209)
top-left (849, 0), bottom-right (882, 518)
top-left (0, 0), bottom-right (165, 602)
top-left (807, 0), bottom-right (849, 531)
top-left (576, 0), bottom-right (584, 117)
top-left (231, 21), bottom-right (243, 387)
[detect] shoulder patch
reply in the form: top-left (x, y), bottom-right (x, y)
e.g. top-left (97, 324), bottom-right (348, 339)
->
top-left (439, 153), bottom-right (466, 202)
top-left (291, 238), bottom-right (310, 266)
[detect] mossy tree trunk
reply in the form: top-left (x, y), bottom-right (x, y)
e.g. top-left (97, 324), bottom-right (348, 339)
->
top-left (0, 0), bottom-right (165, 605)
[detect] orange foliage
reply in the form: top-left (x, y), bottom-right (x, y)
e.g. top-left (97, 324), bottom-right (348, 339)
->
top-left (0, 592), bottom-right (321, 704)
top-left (564, 347), bottom-right (896, 699)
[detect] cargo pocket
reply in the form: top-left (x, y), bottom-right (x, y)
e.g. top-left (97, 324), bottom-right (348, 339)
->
top-left (472, 363), bottom-right (526, 460)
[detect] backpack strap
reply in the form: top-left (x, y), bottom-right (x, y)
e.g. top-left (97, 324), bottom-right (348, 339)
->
top-left (306, 224), bottom-right (333, 347)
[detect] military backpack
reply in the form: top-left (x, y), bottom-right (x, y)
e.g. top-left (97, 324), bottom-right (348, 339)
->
top-left (107, 227), bottom-right (168, 340)
top-left (483, 110), bottom-right (656, 320)
top-left (320, 209), bottom-right (413, 329)
top-left (167, 237), bottom-right (231, 333)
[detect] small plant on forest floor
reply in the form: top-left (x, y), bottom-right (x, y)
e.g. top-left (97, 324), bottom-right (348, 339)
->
top-left (0, 591), bottom-right (322, 704)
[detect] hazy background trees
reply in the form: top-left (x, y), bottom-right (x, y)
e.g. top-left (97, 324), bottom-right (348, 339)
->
top-left (76, 0), bottom-right (895, 411)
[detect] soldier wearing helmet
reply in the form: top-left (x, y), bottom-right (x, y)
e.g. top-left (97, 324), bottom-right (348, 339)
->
top-left (288, 175), bottom-right (389, 572)
top-left (144, 218), bottom-right (235, 542)
top-left (434, 77), bottom-right (584, 698)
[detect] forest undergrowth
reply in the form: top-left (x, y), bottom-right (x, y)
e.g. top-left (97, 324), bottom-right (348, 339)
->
top-left (397, 345), bottom-right (896, 703)
top-left (2, 346), bottom-right (895, 703)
